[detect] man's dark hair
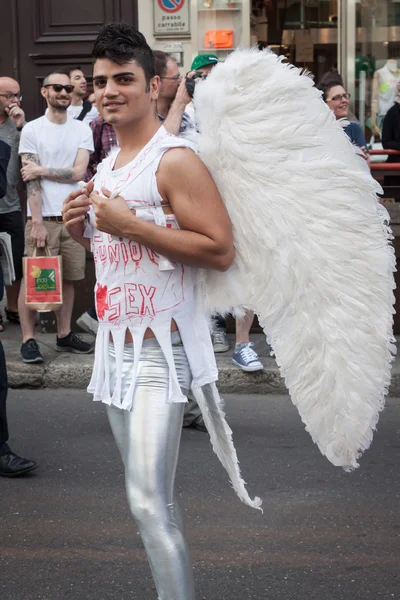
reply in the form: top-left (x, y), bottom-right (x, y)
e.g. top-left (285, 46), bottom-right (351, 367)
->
top-left (63, 66), bottom-right (83, 78)
top-left (92, 23), bottom-right (155, 89)
top-left (316, 71), bottom-right (344, 102)
top-left (153, 50), bottom-right (173, 78)
top-left (43, 71), bottom-right (71, 87)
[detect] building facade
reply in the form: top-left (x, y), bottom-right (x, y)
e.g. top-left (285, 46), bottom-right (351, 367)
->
top-left (143, 0), bottom-right (400, 143)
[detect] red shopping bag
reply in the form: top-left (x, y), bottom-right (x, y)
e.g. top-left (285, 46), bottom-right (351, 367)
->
top-left (23, 247), bottom-right (63, 312)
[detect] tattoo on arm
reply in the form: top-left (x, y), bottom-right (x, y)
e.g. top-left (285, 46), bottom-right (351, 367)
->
top-left (21, 153), bottom-right (41, 195)
top-left (47, 168), bottom-right (73, 180)
top-left (27, 179), bottom-right (41, 195)
top-left (21, 152), bottom-right (40, 165)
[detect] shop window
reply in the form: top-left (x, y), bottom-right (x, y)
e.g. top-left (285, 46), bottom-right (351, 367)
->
top-left (196, 0), bottom-right (245, 58)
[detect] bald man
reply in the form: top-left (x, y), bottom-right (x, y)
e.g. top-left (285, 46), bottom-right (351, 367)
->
top-left (0, 77), bottom-right (25, 331)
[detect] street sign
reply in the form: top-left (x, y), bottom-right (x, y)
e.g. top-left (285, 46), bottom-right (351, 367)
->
top-left (154, 0), bottom-right (190, 36)
top-left (158, 0), bottom-right (184, 13)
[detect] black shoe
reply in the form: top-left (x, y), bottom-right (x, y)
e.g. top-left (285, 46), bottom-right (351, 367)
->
top-left (20, 339), bottom-right (44, 364)
top-left (0, 452), bottom-right (38, 477)
top-left (183, 417), bottom-right (208, 433)
top-left (56, 331), bottom-right (94, 354)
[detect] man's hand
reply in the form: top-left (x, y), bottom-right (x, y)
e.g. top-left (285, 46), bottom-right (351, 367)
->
top-left (91, 187), bottom-right (135, 237)
top-left (173, 78), bottom-right (192, 108)
top-left (30, 222), bottom-right (48, 249)
top-left (62, 181), bottom-right (93, 241)
top-left (21, 160), bottom-right (43, 182)
top-left (6, 103), bottom-right (25, 129)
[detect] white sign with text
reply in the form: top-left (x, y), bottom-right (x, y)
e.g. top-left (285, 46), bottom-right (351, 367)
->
top-left (154, 0), bottom-right (190, 36)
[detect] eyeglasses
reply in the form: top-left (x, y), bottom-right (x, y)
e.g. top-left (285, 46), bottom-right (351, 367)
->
top-left (43, 84), bottom-right (74, 94)
top-left (328, 93), bottom-right (351, 102)
top-left (160, 75), bottom-right (182, 81)
top-left (0, 92), bottom-right (22, 102)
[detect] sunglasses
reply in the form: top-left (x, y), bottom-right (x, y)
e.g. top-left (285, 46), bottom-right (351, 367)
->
top-left (43, 84), bottom-right (74, 94)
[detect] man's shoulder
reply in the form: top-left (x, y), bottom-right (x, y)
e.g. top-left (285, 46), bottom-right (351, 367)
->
top-left (90, 115), bottom-right (106, 133)
top-left (158, 144), bottom-right (197, 174)
top-left (68, 117), bottom-right (92, 133)
top-left (0, 118), bottom-right (18, 136)
top-left (22, 115), bottom-right (45, 132)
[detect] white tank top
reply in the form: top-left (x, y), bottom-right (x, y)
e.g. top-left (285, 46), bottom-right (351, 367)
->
top-left (85, 126), bottom-right (218, 410)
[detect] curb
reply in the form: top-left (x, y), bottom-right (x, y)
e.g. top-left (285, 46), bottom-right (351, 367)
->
top-left (7, 353), bottom-right (400, 396)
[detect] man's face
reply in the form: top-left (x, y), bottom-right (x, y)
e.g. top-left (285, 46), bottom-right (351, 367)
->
top-left (196, 63), bottom-right (215, 76)
top-left (41, 74), bottom-right (73, 111)
top-left (93, 59), bottom-right (159, 128)
top-left (159, 58), bottom-right (182, 103)
top-left (70, 69), bottom-right (87, 97)
top-left (0, 77), bottom-right (21, 118)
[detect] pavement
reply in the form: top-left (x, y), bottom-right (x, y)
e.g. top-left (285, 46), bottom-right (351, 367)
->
top-left (1, 318), bottom-right (288, 392)
top-left (2, 389), bottom-right (400, 600)
top-left (2, 319), bottom-right (400, 395)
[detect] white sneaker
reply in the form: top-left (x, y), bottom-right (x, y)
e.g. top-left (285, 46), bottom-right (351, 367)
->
top-left (76, 310), bottom-right (98, 337)
top-left (232, 342), bottom-right (264, 372)
top-left (212, 329), bottom-right (230, 353)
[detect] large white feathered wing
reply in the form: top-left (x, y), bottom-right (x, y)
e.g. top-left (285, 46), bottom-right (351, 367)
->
top-left (193, 48), bottom-right (396, 470)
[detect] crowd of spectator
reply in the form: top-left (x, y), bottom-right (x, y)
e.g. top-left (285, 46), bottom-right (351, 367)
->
top-left (0, 54), bottom-right (393, 475)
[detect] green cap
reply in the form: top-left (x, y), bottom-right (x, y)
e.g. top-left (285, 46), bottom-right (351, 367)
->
top-left (190, 54), bottom-right (219, 71)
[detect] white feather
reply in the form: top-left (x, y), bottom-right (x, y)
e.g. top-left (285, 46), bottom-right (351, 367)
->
top-left (192, 48), bottom-right (396, 470)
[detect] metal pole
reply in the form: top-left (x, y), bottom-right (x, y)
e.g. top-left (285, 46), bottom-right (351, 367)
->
top-left (342, 0), bottom-right (356, 112)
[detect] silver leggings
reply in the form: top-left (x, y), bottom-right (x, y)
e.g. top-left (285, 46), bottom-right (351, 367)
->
top-left (107, 334), bottom-right (195, 600)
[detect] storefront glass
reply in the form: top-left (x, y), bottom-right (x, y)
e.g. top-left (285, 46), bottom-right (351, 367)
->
top-left (191, 1), bottom-right (400, 144)
top-left (354, 0), bottom-right (400, 143)
top-left (195, 0), bottom-right (246, 58)
top-left (251, 1), bottom-right (339, 82)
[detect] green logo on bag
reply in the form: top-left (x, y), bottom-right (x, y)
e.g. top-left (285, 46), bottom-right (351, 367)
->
top-left (35, 269), bottom-right (56, 291)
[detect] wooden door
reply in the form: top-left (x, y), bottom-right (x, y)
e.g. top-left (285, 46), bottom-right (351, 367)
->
top-left (1, 0), bottom-right (138, 120)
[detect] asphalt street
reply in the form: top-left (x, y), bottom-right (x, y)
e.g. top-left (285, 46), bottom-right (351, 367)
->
top-left (1, 390), bottom-right (399, 600)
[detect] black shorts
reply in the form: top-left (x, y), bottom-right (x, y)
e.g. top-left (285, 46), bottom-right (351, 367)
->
top-left (0, 210), bottom-right (24, 281)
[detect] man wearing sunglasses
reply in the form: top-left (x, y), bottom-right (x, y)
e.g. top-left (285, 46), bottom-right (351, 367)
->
top-left (0, 77), bottom-right (26, 332)
top-left (17, 71), bottom-right (94, 363)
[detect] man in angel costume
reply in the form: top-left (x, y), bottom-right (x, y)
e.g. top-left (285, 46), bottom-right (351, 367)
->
top-left (63, 22), bottom-right (395, 600)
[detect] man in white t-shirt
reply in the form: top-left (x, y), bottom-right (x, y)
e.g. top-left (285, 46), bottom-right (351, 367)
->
top-left (17, 70), bottom-right (95, 364)
top-left (65, 66), bottom-right (99, 125)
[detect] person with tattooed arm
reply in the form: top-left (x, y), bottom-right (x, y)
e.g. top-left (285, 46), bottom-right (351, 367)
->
top-left (17, 70), bottom-right (95, 363)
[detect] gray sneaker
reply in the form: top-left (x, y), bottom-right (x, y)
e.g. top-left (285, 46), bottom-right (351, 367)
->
top-left (212, 329), bottom-right (230, 353)
top-left (76, 310), bottom-right (98, 337)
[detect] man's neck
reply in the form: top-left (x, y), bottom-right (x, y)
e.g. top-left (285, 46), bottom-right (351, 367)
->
top-left (71, 94), bottom-right (83, 107)
top-left (0, 112), bottom-right (8, 126)
top-left (113, 114), bottom-right (162, 168)
top-left (156, 97), bottom-right (171, 119)
top-left (46, 107), bottom-right (68, 125)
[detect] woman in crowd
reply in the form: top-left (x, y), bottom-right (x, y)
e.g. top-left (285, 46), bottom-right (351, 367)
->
top-left (317, 76), bottom-right (368, 157)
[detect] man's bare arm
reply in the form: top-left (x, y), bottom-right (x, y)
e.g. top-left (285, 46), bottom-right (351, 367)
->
top-left (21, 148), bottom-right (91, 184)
top-left (91, 148), bottom-right (235, 272)
top-left (20, 153), bottom-right (48, 248)
top-left (163, 79), bottom-right (191, 136)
